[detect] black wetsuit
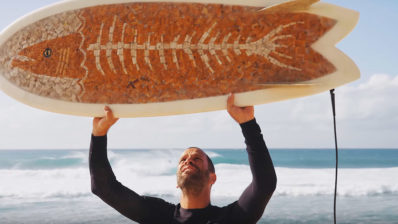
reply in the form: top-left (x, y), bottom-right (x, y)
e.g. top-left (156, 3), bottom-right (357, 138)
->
top-left (89, 119), bottom-right (277, 224)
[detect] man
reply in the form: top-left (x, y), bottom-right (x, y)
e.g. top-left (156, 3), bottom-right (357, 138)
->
top-left (89, 93), bottom-right (277, 224)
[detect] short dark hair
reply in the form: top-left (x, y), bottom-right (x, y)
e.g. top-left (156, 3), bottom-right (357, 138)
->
top-left (205, 154), bottom-right (215, 173)
top-left (189, 147), bottom-right (215, 173)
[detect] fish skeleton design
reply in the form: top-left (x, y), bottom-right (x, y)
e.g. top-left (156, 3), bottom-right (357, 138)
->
top-left (3, 2), bottom-right (337, 104)
top-left (87, 17), bottom-right (302, 75)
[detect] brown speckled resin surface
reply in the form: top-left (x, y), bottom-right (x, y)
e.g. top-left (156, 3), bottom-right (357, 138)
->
top-left (1, 2), bottom-right (336, 104)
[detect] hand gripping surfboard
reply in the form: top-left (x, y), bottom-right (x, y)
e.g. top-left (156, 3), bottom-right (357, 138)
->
top-left (0, 0), bottom-right (359, 117)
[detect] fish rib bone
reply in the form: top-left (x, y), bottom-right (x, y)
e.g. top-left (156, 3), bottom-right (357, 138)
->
top-left (118, 23), bottom-right (128, 74)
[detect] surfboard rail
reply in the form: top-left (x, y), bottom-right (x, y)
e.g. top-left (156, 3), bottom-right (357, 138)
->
top-left (0, 0), bottom-right (359, 117)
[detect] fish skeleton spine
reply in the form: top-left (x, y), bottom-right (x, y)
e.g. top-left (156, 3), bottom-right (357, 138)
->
top-left (11, 3), bottom-right (337, 104)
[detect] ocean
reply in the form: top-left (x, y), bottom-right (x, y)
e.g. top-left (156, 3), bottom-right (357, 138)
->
top-left (1, 148), bottom-right (397, 224)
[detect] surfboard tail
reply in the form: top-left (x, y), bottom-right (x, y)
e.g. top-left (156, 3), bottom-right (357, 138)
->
top-left (298, 2), bottom-right (360, 89)
top-left (252, 0), bottom-right (359, 87)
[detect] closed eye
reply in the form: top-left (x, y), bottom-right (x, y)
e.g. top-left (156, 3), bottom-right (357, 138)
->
top-left (194, 157), bottom-right (202, 162)
top-left (179, 157), bottom-right (202, 163)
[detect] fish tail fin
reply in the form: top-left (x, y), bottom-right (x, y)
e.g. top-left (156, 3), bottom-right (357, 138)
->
top-left (249, 4), bottom-right (339, 84)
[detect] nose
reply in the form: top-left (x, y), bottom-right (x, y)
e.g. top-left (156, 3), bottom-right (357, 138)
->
top-left (183, 156), bottom-right (194, 165)
top-left (181, 155), bottom-right (199, 170)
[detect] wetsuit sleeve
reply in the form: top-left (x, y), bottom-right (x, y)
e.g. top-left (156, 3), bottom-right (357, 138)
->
top-left (236, 118), bottom-right (277, 223)
top-left (89, 135), bottom-right (174, 224)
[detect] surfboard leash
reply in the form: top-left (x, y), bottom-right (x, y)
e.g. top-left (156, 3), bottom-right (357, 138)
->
top-left (330, 89), bottom-right (338, 224)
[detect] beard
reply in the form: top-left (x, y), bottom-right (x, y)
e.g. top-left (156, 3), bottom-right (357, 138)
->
top-left (177, 166), bottom-right (210, 195)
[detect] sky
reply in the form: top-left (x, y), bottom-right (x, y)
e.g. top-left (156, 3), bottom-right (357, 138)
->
top-left (0, 0), bottom-right (397, 149)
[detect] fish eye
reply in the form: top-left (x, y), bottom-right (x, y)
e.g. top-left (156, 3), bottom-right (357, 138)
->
top-left (43, 48), bottom-right (52, 58)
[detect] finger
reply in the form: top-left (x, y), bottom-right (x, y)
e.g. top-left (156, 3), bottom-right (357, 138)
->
top-left (93, 117), bottom-right (101, 123)
top-left (227, 93), bottom-right (235, 109)
top-left (108, 110), bottom-right (119, 121)
top-left (104, 105), bottom-right (111, 114)
top-left (104, 106), bottom-right (115, 120)
top-left (244, 106), bottom-right (254, 111)
top-left (106, 108), bottom-right (119, 125)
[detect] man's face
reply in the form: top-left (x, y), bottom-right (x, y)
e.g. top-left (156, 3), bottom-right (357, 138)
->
top-left (176, 148), bottom-right (211, 194)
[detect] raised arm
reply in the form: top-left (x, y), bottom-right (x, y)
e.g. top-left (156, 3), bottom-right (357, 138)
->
top-left (89, 106), bottom-right (173, 223)
top-left (227, 94), bottom-right (277, 223)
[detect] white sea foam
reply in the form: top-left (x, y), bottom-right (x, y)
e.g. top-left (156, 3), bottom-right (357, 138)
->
top-left (212, 165), bottom-right (398, 197)
top-left (1, 161), bottom-right (398, 200)
top-left (0, 168), bottom-right (90, 199)
top-left (206, 151), bottom-right (222, 158)
top-left (60, 151), bottom-right (87, 160)
top-left (112, 149), bottom-right (181, 176)
top-left (275, 167), bottom-right (398, 197)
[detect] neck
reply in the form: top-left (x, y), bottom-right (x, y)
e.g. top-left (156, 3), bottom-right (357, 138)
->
top-left (180, 188), bottom-right (211, 209)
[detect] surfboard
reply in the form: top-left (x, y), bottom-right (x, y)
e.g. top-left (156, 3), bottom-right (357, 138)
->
top-left (0, 0), bottom-right (359, 117)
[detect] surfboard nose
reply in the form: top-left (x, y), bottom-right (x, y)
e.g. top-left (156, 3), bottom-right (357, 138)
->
top-left (0, 10), bottom-right (84, 103)
top-left (0, 23), bottom-right (48, 85)
top-left (0, 10), bottom-right (82, 75)
top-left (0, 35), bottom-right (19, 81)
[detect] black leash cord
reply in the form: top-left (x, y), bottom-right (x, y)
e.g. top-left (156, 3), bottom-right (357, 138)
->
top-left (330, 89), bottom-right (338, 224)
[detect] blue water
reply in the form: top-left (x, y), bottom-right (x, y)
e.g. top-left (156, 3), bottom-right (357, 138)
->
top-left (0, 150), bottom-right (85, 169)
top-left (1, 148), bottom-right (397, 223)
top-left (1, 148), bottom-right (398, 169)
top-left (214, 148), bottom-right (398, 168)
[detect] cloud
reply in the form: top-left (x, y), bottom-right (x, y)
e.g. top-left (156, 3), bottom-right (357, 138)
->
top-left (335, 74), bottom-right (398, 148)
top-left (1, 74), bottom-right (397, 149)
top-left (338, 74), bottom-right (398, 122)
top-left (255, 74), bottom-right (398, 148)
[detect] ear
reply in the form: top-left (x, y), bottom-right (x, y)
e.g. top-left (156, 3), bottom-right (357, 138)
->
top-left (209, 173), bottom-right (217, 185)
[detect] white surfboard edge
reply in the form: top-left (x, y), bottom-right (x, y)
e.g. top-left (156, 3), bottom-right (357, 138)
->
top-left (0, 0), bottom-right (359, 118)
